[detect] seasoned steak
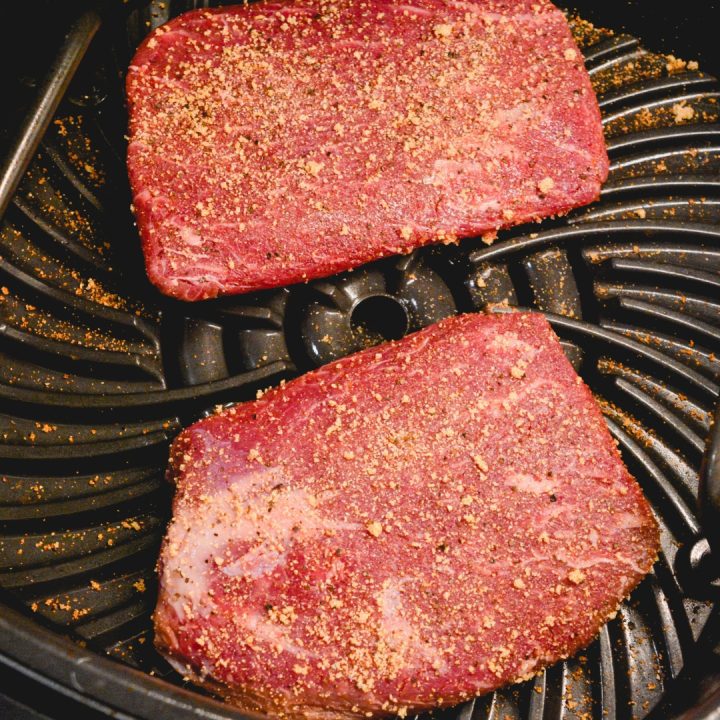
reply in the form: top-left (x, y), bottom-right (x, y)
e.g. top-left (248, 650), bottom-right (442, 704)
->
top-left (127, 0), bottom-right (608, 300)
top-left (155, 312), bottom-right (658, 719)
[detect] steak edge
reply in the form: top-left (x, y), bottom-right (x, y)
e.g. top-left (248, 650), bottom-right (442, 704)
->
top-left (127, 0), bottom-right (609, 300)
top-left (155, 312), bottom-right (658, 719)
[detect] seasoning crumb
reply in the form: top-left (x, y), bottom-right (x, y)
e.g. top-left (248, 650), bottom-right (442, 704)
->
top-left (568, 568), bottom-right (586, 584)
top-left (268, 605), bottom-right (297, 625)
top-left (473, 455), bottom-right (489, 473)
top-left (304, 160), bottom-right (324, 177)
top-left (666, 54), bottom-right (689, 73)
top-left (538, 177), bottom-right (555, 194)
top-left (366, 521), bottom-right (383, 537)
top-left (672, 101), bottom-right (695, 123)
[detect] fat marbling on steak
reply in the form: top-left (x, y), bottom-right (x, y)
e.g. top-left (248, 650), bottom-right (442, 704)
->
top-left (127, 0), bottom-right (609, 300)
top-left (154, 312), bottom-right (659, 719)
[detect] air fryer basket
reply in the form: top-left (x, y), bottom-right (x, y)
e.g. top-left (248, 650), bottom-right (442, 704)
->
top-left (0, 1), bottom-right (719, 719)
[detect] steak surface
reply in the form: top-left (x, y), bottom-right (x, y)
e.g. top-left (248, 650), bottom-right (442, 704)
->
top-left (127, 0), bottom-right (608, 300)
top-left (155, 312), bottom-right (658, 719)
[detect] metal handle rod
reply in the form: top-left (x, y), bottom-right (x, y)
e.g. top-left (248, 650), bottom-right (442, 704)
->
top-left (0, 7), bottom-right (101, 222)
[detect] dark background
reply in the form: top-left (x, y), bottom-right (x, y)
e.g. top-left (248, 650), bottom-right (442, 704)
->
top-left (570, 0), bottom-right (719, 75)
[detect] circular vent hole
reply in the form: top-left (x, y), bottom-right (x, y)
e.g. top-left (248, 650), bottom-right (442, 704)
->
top-left (350, 295), bottom-right (409, 343)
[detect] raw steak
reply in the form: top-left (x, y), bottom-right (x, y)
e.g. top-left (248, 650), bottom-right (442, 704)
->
top-left (127, 0), bottom-right (608, 301)
top-left (155, 312), bottom-right (658, 719)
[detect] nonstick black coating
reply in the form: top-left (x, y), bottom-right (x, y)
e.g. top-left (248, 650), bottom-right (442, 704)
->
top-left (0, 2), bottom-right (718, 719)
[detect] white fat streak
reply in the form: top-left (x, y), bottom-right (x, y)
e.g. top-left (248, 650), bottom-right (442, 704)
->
top-left (376, 580), bottom-right (447, 672)
top-left (381, 4), bottom-right (434, 16)
top-left (553, 140), bottom-right (596, 162)
top-left (554, 541), bottom-right (648, 574)
top-left (614, 511), bottom-right (650, 530)
top-left (422, 105), bottom-right (535, 188)
top-left (160, 466), bottom-right (358, 620)
top-left (244, 610), bottom-right (313, 659)
top-left (485, 330), bottom-right (538, 355)
top-left (477, 9), bottom-right (550, 23)
top-left (504, 472), bottom-right (557, 495)
top-left (179, 226), bottom-right (203, 247)
top-left (425, 159), bottom-right (491, 188)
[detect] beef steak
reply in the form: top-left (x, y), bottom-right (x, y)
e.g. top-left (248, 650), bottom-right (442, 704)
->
top-left (127, 0), bottom-right (608, 300)
top-left (155, 312), bottom-right (658, 719)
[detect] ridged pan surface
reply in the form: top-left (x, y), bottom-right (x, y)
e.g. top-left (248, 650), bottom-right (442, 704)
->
top-left (0, 3), bottom-right (719, 719)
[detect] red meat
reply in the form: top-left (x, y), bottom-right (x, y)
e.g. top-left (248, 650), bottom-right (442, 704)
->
top-left (155, 312), bottom-right (658, 719)
top-left (127, 0), bottom-right (608, 300)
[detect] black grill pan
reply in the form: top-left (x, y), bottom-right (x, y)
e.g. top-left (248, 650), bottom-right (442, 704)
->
top-left (0, 2), bottom-right (719, 719)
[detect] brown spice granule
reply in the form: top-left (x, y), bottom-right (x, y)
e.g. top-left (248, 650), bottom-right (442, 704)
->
top-left (473, 455), bottom-right (489, 473)
top-left (538, 177), bottom-right (555, 194)
top-left (366, 521), bottom-right (383, 537)
top-left (672, 101), bottom-right (695, 123)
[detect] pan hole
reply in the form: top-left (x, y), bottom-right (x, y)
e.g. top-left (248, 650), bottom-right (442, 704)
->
top-left (350, 295), bottom-right (409, 342)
